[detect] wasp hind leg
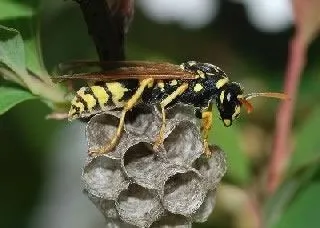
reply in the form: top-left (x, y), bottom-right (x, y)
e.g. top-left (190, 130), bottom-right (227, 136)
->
top-left (89, 78), bottom-right (154, 156)
top-left (153, 83), bottom-right (189, 150)
top-left (200, 103), bottom-right (213, 157)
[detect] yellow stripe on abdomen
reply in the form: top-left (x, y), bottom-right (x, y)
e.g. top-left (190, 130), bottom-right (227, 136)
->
top-left (77, 87), bottom-right (97, 112)
top-left (91, 85), bottom-right (109, 109)
top-left (69, 87), bottom-right (90, 120)
top-left (68, 81), bottom-right (132, 120)
top-left (105, 82), bottom-right (128, 107)
top-left (69, 97), bottom-right (85, 120)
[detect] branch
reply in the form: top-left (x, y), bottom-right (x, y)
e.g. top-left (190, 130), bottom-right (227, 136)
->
top-left (267, 34), bottom-right (305, 193)
top-left (267, 0), bottom-right (320, 193)
top-left (74, 0), bottom-right (134, 62)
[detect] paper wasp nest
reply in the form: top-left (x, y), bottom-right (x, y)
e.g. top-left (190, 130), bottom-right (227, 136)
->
top-left (83, 104), bottom-right (227, 227)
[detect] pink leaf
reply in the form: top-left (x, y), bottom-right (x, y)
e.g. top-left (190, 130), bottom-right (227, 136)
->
top-left (293, 0), bottom-right (320, 45)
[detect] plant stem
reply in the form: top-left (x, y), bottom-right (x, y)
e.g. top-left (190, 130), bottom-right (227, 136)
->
top-left (0, 67), bottom-right (27, 87)
top-left (15, 67), bottom-right (68, 105)
top-left (267, 34), bottom-right (305, 193)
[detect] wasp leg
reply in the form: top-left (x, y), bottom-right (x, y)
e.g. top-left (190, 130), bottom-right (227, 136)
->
top-left (153, 83), bottom-right (189, 149)
top-left (89, 78), bottom-right (154, 156)
top-left (201, 103), bottom-right (213, 157)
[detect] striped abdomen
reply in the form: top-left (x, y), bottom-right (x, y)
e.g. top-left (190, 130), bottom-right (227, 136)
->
top-left (69, 80), bottom-right (138, 120)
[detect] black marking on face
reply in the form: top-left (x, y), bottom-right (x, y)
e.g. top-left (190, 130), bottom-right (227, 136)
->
top-left (216, 82), bottom-right (243, 127)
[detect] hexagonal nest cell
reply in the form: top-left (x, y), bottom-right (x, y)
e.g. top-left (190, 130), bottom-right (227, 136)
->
top-left (82, 104), bottom-right (227, 227)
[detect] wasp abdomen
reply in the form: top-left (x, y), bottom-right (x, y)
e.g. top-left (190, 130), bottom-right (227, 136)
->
top-left (69, 80), bottom-right (138, 120)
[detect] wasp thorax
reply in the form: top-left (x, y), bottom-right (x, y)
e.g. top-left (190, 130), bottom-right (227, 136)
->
top-left (216, 82), bottom-right (243, 127)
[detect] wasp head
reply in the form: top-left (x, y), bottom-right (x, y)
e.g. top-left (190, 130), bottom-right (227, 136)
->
top-left (216, 82), bottom-right (244, 127)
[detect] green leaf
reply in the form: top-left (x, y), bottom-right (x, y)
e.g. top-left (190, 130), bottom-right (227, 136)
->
top-left (0, 86), bottom-right (35, 115)
top-left (267, 166), bottom-right (320, 228)
top-left (264, 165), bottom-right (318, 228)
top-left (0, 24), bottom-right (27, 75)
top-left (0, 0), bottom-right (46, 76)
top-left (289, 107), bottom-right (320, 173)
top-left (23, 17), bottom-right (47, 76)
top-left (209, 114), bottom-right (251, 185)
top-left (276, 183), bottom-right (320, 228)
top-left (266, 107), bottom-right (320, 227)
top-left (0, 1), bottom-right (34, 20)
top-left (264, 106), bottom-right (320, 228)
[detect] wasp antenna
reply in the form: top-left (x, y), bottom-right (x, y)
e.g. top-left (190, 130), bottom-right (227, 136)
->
top-left (244, 92), bottom-right (288, 101)
top-left (239, 98), bottom-right (254, 114)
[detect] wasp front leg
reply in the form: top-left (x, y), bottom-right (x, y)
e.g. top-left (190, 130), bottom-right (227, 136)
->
top-left (199, 103), bottom-right (213, 157)
top-left (89, 78), bottom-right (154, 156)
top-left (153, 83), bottom-right (189, 150)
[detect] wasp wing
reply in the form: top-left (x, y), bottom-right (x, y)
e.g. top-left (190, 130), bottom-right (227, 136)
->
top-left (53, 61), bottom-right (196, 82)
top-left (58, 60), bottom-right (180, 72)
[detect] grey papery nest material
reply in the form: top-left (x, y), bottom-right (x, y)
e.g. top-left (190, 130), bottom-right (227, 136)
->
top-left (82, 104), bottom-right (227, 228)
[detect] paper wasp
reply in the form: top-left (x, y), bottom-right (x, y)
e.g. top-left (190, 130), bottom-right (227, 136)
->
top-left (55, 61), bottom-right (286, 157)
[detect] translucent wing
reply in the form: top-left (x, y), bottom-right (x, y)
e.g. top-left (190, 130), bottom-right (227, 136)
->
top-left (53, 61), bottom-right (197, 82)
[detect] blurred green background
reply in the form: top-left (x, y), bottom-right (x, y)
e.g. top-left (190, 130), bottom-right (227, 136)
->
top-left (1, 0), bottom-right (320, 228)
